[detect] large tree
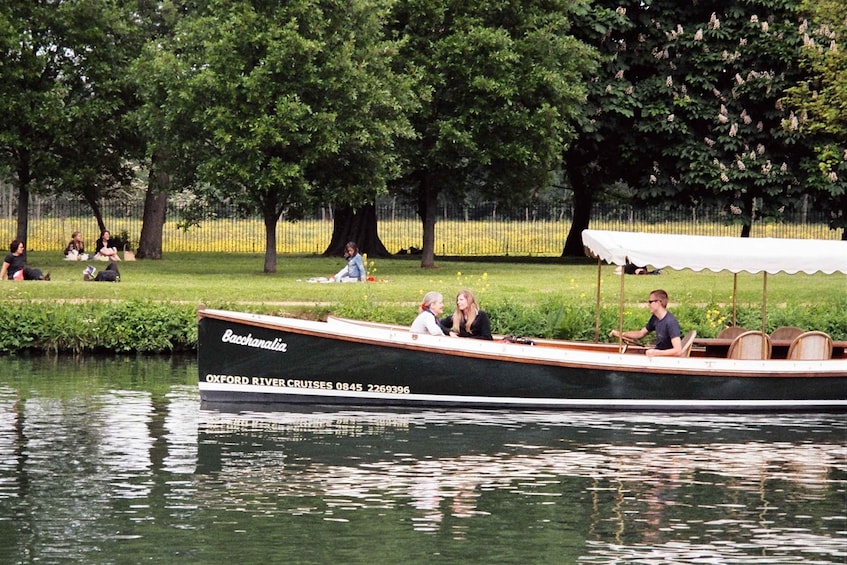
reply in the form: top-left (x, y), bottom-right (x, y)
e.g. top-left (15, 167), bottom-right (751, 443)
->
top-left (162, 0), bottom-right (412, 272)
top-left (621, 0), bottom-right (812, 236)
top-left (389, 0), bottom-right (597, 267)
top-left (562, 0), bottom-right (844, 253)
top-left (781, 0), bottom-right (847, 238)
top-left (0, 0), bottom-right (145, 245)
top-left (561, 3), bottom-right (640, 256)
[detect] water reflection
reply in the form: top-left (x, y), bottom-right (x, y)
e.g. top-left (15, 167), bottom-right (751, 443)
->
top-left (197, 407), bottom-right (847, 561)
top-left (0, 357), bottom-right (845, 564)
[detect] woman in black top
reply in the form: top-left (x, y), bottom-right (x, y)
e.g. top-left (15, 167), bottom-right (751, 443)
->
top-left (441, 289), bottom-right (493, 340)
top-left (1, 240), bottom-right (49, 280)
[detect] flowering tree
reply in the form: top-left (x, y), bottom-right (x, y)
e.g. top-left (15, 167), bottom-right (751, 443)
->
top-left (562, 0), bottom-right (844, 253)
top-left (781, 0), bottom-right (847, 237)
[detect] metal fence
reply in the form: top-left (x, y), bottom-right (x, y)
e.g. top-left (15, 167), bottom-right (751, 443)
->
top-left (0, 193), bottom-right (841, 256)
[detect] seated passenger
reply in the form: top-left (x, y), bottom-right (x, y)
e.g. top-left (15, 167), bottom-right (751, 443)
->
top-left (609, 289), bottom-right (682, 357)
top-left (410, 291), bottom-right (448, 336)
top-left (440, 289), bottom-right (493, 340)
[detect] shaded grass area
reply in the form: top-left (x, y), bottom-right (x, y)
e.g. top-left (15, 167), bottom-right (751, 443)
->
top-left (2, 252), bottom-right (845, 353)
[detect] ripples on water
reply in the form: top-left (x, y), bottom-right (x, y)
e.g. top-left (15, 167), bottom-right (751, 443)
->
top-left (0, 359), bottom-right (845, 563)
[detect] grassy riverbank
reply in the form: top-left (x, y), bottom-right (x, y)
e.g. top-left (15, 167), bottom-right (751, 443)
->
top-left (2, 252), bottom-right (845, 353)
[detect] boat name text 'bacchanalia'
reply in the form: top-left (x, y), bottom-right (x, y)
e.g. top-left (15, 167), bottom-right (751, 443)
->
top-left (221, 328), bottom-right (287, 352)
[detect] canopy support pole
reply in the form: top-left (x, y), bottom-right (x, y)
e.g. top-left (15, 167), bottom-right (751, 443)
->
top-left (732, 273), bottom-right (738, 326)
top-left (617, 263), bottom-right (626, 351)
top-left (594, 256), bottom-right (602, 342)
top-left (761, 272), bottom-right (768, 358)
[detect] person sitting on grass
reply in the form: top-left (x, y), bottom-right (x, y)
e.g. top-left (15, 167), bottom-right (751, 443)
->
top-left (94, 230), bottom-right (121, 261)
top-left (329, 241), bottom-right (365, 282)
top-left (1, 239), bottom-right (50, 281)
top-left (64, 231), bottom-right (89, 261)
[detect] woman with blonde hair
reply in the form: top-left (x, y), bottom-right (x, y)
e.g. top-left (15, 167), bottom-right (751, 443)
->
top-left (442, 289), bottom-right (492, 340)
top-left (410, 291), bottom-right (448, 336)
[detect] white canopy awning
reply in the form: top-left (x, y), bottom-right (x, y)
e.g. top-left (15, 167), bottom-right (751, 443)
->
top-left (582, 230), bottom-right (847, 275)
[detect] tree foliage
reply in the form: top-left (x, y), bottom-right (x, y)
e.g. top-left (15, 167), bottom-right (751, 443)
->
top-left (0, 0), bottom-right (144, 243)
top-left (388, 0), bottom-right (598, 267)
top-left (781, 0), bottom-right (846, 236)
top-left (157, 0), bottom-right (413, 272)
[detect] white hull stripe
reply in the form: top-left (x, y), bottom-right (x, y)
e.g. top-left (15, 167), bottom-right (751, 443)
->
top-left (199, 383), bottom-right (846, 409)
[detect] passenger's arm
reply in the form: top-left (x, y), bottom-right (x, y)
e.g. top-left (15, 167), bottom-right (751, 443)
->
top-left (646, 335), bottom-right (682, 357)
top-left (610, 327), bottom-right (649, 341)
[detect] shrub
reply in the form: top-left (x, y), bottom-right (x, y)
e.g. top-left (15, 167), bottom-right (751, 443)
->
top-left (0, 301), bottom-right (197, 354)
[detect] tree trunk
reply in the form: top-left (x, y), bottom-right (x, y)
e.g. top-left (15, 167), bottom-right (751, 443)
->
top-left (323, 204), bottom-right (391, 257)
top-left (263, 210), bottom-right (278, 273)
top-left (15, 153), bottom-right (31, 247)
top-left (419, 174), bottom-right (438, 268)
top-left (562, 148), bottom-right (594, 257)
top-left (136, 150), bottom-right (169, 259)
top-left (15, 185), bottom-right (29, 247)
top-left (81, 192), bottom-right (107, 236)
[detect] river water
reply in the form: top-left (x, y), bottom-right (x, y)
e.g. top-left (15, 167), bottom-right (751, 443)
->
top-left (0, 356), bottom-right (845, 564)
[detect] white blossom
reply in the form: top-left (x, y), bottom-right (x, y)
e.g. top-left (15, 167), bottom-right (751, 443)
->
top-left (762, 22), bottom-right (769, 33)
top-left (666, 76), bottom-right (673, 87)
top-left (828, 171), bottom-right (838, 182)
top-left (750, 15), bottom-right (759, 23)
top-left (694, 29), bottom-right (704, 41)
top-left (730, 204), bottom-right (742, 214)
top-left (616, 6), bottom-right (626, 15)
top-left (736, 160), bottom-right (745, 171)
top-left (615, 69), bottom-right (624, 80)
top-left (650, 174), bottom-right (657, 183)
top-left (780, 162), bottom-right (788, 172)
top-left (667, 114), bottom-right (675, 122)
top-left (729, 123), bottom-right (738, 137)
top-left (709, 13), bottom-right (720, 29)
top-left (625, 86), bottom-right (633, 95)
top-left (721, 172), bottom-right (730, 183)
top-left (705, 137), bottom-right (715, 146)
top-left (718, 114), bottom-right (729, 123)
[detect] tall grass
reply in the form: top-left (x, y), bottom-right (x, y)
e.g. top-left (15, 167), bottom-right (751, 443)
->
top-left (4, 216), bottom-right (840, 256)
top-left (3, 252), bottom-right (845, 352)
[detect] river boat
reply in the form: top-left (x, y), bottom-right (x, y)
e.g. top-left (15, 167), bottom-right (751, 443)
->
top-left (197, 230), bottom-right (847, 412)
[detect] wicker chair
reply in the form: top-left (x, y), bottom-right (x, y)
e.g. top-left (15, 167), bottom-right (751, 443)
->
top-left (680, 330), bottom-right (697, 357)
top-left (717, 326), bottom-right (747, 340)
top-left (727, 331), bottom-right (772, 360)
top-left (786, 331), bottom-right (833, 360)
top-left (770, 326), bottom-right (804, 342)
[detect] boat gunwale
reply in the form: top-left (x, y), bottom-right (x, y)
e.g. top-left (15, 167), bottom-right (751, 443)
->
top-left (199, 309), bottom-right (847, 379)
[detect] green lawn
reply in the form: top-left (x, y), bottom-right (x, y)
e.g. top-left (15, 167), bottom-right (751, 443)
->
top-left (12, 250), bottom-right (845, 312)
